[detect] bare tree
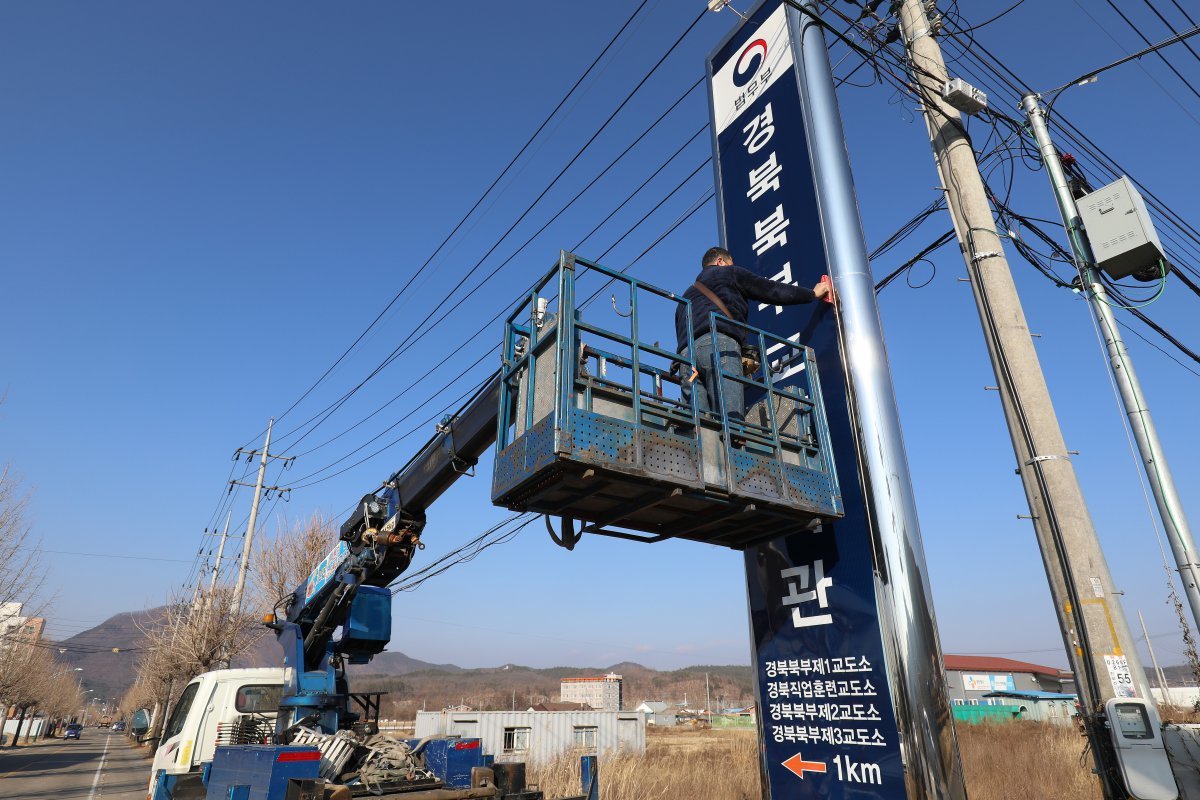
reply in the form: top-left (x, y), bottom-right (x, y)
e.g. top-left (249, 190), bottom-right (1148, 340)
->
top-left (134, 584), bottom-right (266, 742)
top-left (251, 512), bottom-right (337, 615)
top-left (0, 644), bottom-right (80, 745)
top-left (0, 465), bottom-right (46, 627)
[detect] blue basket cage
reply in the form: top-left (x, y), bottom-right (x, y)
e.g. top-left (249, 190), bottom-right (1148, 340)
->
top-left (491, 252), bottom-right (842, 548)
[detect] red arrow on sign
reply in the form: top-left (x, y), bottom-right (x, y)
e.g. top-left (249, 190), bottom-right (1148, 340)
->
top-left (782, 752), bottom-right (827, 779)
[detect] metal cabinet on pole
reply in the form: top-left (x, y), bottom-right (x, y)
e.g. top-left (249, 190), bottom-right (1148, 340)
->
top-left (1022, 93), bottom-right (1200, 638)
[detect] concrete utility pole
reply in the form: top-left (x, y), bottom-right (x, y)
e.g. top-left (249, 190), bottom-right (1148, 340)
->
top-left (230, 420), bottom-right (292, 614)
top-left (896, 3), bottom-right (1151, 796)
top-left (1140, 610), bottom-right (1170, 700)
top-left (1022, 93), bottom-right (1200, 636)
top-left (208, 509), bottom-right (233, 596)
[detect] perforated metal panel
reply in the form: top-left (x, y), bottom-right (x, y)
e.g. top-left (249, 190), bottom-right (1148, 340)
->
top-left (782, 463), bottom-right (842, 516)
top-left (567, 409), bottom-right (637, 466)
top-left (642, 428), bottom-right (701, 482)
top-left (730, 449), bottom-right (785, 502)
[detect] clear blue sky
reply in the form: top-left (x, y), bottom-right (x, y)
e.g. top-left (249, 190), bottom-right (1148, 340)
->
top-left (2, 0), bottom-right (1197, 673)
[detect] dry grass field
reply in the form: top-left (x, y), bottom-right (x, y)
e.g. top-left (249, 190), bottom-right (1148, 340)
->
top-left (527, 721), bottom-right (1103, 799)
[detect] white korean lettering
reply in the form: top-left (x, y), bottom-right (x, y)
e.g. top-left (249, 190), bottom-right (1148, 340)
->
top-left (753, 204), bottom-right (790, 255)
top-left (742, 103), bottom-right (775, 154)
top-left (781, 559), bottom-right (833, 628)
top-left (747, 151), bottom-right (783, 202)
top-left (755, 261), bottom-right (795, 315)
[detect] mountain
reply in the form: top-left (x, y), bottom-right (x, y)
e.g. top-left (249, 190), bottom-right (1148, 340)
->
top-left (351, 662), bottom-right (756, 720)
top-left (55, 608), bottom-right (164, 702)
top-left (46, 609), bottom-right (748, 713)
top-left (352, 651), bottom-right (463, 675)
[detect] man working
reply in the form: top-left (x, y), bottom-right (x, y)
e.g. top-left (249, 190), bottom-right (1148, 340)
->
top-left (675, 246), bottom-right (830, 422)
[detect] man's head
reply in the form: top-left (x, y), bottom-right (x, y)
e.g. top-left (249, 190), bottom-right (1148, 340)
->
top-left (701, 247), bottom-right (733, 268)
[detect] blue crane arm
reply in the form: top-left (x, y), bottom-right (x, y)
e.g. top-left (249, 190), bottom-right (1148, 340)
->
top-left (271, 373), bottom-right (501, 736)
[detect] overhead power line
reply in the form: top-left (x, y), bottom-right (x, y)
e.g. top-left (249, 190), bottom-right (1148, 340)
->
top-left (34, 549), bottom-right (194, 564)
top-left (267, 8), bottom-right (709, 456)
top-left (240, 0), bottom-right (658, 449)
top-left (1044, 12), bottom-right (1200, 96)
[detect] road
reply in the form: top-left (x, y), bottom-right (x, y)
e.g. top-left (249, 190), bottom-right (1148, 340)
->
top-left (0, 729), bottom-right (150, 799)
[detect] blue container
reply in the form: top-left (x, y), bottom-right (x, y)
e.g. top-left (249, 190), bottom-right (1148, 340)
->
top-left (204, 745), bottom-right (321, 800)
top-left (337, 585), bottom-right (392, 663)
top-left (408, 738), bottom-right (485, 788)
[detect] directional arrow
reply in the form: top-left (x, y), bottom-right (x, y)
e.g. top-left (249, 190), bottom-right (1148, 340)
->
top-left (782, 752), bottom-right (827, 779)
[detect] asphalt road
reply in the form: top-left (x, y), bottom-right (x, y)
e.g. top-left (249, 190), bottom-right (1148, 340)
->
top-left (0, 729), bottom-right (150, 799)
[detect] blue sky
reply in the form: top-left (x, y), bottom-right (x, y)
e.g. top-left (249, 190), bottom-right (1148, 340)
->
top-left (1, 0), bottom-right (1197, 673)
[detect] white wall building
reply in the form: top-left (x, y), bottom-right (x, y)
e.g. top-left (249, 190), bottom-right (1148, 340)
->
top-left (415, 709), bottom-right (645, 764)
top-left (559, 673), bottom-right (623, 710)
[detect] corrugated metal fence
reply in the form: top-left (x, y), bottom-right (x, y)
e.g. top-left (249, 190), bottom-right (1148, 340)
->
top-left (415, 710), bottom-right (645, 765)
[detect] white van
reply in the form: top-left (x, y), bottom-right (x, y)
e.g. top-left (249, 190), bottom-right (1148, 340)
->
top-left (148, 668), bottom-right (285, 799)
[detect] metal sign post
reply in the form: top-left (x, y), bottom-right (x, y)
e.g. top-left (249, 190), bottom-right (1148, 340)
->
top-left (706, 1), bottom-right (966, 797)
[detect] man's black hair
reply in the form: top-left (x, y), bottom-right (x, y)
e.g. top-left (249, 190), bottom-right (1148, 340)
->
top-left (702, 247), bottom-right (733, 267)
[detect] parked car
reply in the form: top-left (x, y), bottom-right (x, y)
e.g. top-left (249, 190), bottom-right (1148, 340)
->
top-left (64, 724), bottom-right (83, 740)
top-left (112, 721), bottom-right (126, 732)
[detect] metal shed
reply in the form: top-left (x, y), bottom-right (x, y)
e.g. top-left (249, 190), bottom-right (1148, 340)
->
top-left (981, 690), bottom-right (1078, 726)
top-left (414, 710), bottom-right (646, 764)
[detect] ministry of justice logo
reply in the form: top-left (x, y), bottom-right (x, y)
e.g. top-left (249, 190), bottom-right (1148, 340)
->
top-left (733, 38), bottom-right (768, 87)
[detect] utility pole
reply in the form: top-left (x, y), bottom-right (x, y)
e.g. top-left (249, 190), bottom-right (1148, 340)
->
top-left (1140, 610), bottom-right (1170, 701)
top-left (230, 420), bottom-right (292, 614)
top-left (1022, 93), bottom-right (1200, 636)
top-left (208, 509), bottom-right (233, 596)
top-left (896, 3), bottom-right (1151, 796)
top-left (705, 672), bottom-right (711, 726)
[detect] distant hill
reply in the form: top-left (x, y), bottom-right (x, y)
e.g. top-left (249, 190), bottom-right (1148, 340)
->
top-left (352, 662), bottom-right (756, 720)
top-left (55, 608), bottom-right (165, 702)
top-left (47, 609), bottom-right (750, 714)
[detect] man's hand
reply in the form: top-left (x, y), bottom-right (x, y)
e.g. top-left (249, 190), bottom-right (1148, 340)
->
top-left (813, 275), bottom-right (833, 301)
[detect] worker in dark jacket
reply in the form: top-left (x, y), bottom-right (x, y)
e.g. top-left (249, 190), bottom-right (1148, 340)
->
top-left (675, 246), bottom-right (830, 422)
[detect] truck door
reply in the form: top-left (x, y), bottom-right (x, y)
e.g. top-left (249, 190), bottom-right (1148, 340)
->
top-left (192, 680), bottom-right (227, 767)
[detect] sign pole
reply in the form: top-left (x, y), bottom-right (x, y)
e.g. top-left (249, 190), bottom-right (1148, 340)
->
top-left (706, 1), bottom-right (965, 796)
top-left (790, 3), bottom-right (966, 797)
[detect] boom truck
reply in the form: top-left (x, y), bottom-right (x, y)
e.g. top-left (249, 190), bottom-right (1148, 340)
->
top-left (149, 254), bottom-right (844, 800)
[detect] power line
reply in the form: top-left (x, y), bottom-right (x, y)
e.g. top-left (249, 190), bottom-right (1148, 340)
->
top-left (275, 132), bottom-right (715, 486)
top-left (1041, 8), bottom-right (1200, 95)
top-left (238, 0), bottom-right (658, 449)
top-left (1135, 0), bottom-right (1200, 70)
top-left (34, 549), bottom-right (194, 564)
top-left (267, 9), bottom-right (710, 456)
top-left (874, 230), bottom-right (957, 292)
top-left (1093, 2), bottom-right (1200, 102)
top-left (943, 0), bottom-right (1028, 35)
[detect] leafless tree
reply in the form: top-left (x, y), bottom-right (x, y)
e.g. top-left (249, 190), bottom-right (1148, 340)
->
top-left (0, 643), bottom-right (81, 744)
top-left (251, 512), bottom-right (337, 615)
top-left (128, 512), bottom-right (339, 743)
top-left (0, 465), bottom-right (46, 629)
top-left (134, 584), bottom-right (265, 741)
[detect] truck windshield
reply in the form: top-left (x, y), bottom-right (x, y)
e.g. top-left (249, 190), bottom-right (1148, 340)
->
top-left (163, 682), bottom-right (200, 740)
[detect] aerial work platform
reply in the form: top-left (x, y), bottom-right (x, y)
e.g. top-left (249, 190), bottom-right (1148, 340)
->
top-left (491, 252), bottom-right (843, 549)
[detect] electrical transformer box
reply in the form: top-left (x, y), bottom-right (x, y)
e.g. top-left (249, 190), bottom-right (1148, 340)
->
top-left (1077, 175), bottom-right (1166, 280)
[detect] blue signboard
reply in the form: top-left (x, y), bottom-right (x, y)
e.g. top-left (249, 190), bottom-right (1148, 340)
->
top-left (707, 1), bottom-right (907, 796)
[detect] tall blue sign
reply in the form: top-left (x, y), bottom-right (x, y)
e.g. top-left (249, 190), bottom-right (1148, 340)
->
top-left (707, 2), bottom-right (908, 796)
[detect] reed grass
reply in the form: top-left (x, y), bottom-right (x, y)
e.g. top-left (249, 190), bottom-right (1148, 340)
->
top-left (526, 722), bottom-right (1102, 799)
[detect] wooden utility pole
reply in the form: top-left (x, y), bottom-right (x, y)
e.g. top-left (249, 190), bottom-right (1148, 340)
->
top-left (896, 2), bottom-right (1150, 796)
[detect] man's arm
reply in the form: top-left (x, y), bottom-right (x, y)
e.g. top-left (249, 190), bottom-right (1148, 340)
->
top-left (732, 266), bottom-right (824, 305)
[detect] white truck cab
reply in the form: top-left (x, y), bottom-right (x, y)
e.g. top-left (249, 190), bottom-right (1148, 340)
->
top-left (149, 668), bottom-right (285, 798)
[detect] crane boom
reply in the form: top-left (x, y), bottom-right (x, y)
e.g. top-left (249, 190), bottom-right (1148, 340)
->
top-left (273, 373), bottom-right (501, 735)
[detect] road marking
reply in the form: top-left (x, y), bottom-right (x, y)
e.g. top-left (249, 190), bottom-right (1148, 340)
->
top-left (87, 734), bottom-right (110, 799)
